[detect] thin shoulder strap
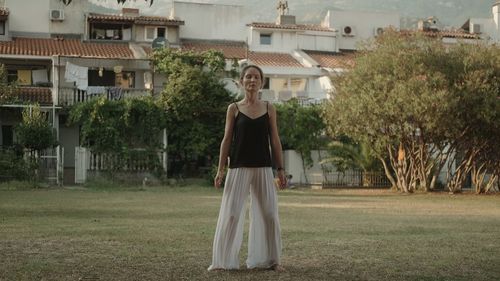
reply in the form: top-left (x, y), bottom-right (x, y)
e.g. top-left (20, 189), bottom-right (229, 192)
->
top-left (266, 101), bottom-right (269, 113)
top-left (233, 102), bottom-right (239, 118)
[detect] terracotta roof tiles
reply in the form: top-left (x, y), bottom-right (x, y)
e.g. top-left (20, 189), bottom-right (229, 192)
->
top-left (15, 87), bottom-right (52, 105)
top-left (248, 22), bottom-right (333, 32)
top-left (400, 29), bottom-right (480, 39)
top-left (0, 37), bottom-right (134, 58)
top-left (181, 41), bottom-right (247, 59)
top-left (87, 13), bottom-right (184, 26)
top-left (248, 52), bottom-right (304, 68)
top-left (304, 50), bottom-right (356, 69)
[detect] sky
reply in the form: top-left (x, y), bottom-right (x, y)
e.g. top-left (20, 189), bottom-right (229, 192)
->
top-left (88, 0), bottom-right (495, 28)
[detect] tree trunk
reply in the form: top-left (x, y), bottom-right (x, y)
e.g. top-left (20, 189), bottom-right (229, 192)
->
top-left (300, 151), bottom-right (309, 184)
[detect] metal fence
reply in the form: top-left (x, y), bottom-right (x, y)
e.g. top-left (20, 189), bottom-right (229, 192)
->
top-left (322, 170), bottom-right (391, 188)
top-left (0, 146), bottom-right (63, 185)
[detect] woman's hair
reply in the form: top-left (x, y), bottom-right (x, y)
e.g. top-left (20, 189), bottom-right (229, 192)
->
top-left (239, 64), bottom-right (264, 82)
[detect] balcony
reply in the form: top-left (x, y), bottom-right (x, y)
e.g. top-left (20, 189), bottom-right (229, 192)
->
top-left (58, 87), bottom-right (151, 106)
top-left (259, 89), bottom-right (328, 104)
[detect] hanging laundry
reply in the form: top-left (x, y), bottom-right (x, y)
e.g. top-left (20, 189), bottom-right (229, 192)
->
top-left (17, 70), bottom-right (32, 85)
top-left (32, 69), bottom-right (48, 85)
top-left (65, 62), bottom-right (88, 90)
top-left (109, 87), bottom-right (123, 100)
top-left (86, 86), bottom-right (106, 96)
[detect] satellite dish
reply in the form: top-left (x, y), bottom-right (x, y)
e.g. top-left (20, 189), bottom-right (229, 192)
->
top-left (152, 37), bottom-right (169, 49)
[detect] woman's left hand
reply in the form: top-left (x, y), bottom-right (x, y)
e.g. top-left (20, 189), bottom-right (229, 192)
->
top-left (277, 170), bottom-right (287, 190)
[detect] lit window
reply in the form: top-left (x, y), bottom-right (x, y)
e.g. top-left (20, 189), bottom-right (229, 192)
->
top-left (260, 33), bottom-right (271, 45)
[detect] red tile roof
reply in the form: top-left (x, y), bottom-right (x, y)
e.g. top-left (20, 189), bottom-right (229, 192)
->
top-left (304, 50), bottom-right (356, 69)
top-left (182, 41), bottom-right (247, 59)
top-left (15, 87), bottom-right (52, 105)
top-left (400, 29), bottom-right (480, 39)
top-left (181, 41), bottom-right (303, 67)
top-left (248, 22), bottom-right (333, 32)
top-left (0, 37), bottom-right (134, 58)
top-left (87, 13), bottom-right (184, 26)
top-left (248, 52), bottom-right (304, 68)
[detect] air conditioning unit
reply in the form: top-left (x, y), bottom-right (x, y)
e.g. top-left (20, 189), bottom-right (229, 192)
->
top-left (471, 24), bottom-right (481, 34)
top-left (374, 27), bottom-right (385, 36)
top-left (341, 25), bottom-right (356, 37)
top-left (50, 9), bottom-right (64, 21)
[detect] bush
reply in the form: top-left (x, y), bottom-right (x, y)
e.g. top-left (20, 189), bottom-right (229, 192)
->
top-left (0, 148), bottom-right (35, 182)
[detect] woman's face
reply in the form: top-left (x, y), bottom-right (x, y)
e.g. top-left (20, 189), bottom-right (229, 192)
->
top-left (241, 67), bottom-right (262, 93)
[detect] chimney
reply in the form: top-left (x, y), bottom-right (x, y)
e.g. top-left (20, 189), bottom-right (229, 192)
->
top-left (277, 15), bottom-right (296, 25)
top-left (493, 1), bottom-right (500, 30)
top-left (121, 8), bottom-right (140, 17)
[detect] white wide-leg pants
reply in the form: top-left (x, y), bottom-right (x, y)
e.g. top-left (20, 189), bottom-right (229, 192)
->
top-left (208, 167), bottom-right (282, 270)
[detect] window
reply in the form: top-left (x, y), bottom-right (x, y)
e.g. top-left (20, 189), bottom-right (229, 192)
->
top-left (260, 33), bottom-right (272, 45)
top-left (145, 26), bottom-right (166, 41)
top-left (89, 23), bottom-right (132, 40)
top-left (262, 77), bottom-right (270, 89)
top-left (145, 27), bottom-right (155, 40)
top-left (157, 27), bottom-right (166, 38)
top-left (0, 21), bottom-right (5, 35)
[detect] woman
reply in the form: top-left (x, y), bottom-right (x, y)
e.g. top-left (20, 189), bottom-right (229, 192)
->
top-left (208, 65), bottom-right (286, 271)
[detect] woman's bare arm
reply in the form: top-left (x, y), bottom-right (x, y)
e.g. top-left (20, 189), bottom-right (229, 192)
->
top-left (268, 103), bottom-right (286, 189)
top-left (214, 104), bottom-right (236, 188)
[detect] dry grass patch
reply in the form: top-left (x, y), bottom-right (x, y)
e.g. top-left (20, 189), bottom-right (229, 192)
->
top-left (0, 186), bottom-right (499, 281)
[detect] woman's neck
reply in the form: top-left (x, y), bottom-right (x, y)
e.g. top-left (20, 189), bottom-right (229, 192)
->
top-left (243, 91), bottom-right (259, 105)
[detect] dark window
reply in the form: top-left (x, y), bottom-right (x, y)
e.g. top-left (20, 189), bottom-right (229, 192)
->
top-left (89, 23), bottom-right (132, 40)
top-left (88, 69), bottom-right (115, 86)
top-left (1, 125), bottom-right (13, 147)
top-left (157, 27), bottom-right (166, 38)
top-left (260, 33), bottom-right (271, 45)
top-left (263, 77), bottom-right (270, 89)
top-left (0, 21), bottom-right (5, 35)
top-left (6, 70), bottom-right (17, 83)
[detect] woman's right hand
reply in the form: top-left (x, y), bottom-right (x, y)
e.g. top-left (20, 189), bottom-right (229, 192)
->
top-left (214, 170), bottom-right (225, 188)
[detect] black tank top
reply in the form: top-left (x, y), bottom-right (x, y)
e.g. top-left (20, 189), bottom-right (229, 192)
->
top-left (229, 102), bottom-right (272, 168)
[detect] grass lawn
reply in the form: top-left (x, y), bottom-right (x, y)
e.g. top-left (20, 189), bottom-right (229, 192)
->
top-left (0, 184), bottom-right (499, 281)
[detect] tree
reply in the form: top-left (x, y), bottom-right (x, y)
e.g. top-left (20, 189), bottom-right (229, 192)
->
top-left (322, 137), bottom-right (382, 173)
top-left (15, 105), bottom-right (56, 152)
top-left (0, 64), bottom-right (17, 105)
top-left (276, 99), bottom-right (327, 184)
top-left (68, 97), bottom-right (167, 173)
top-left (444, 43), bottom-right (500, 193)
top-left (323, 30), bottom-right (499, 193)
top-left (151, 48), bottom-right (234, 176)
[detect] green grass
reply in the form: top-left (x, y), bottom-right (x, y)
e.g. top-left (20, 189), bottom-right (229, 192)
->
top-left (0, 185), bottom-right (499, 281)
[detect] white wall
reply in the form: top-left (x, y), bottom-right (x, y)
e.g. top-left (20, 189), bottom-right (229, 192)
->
top-left (284, 150), bottom-right (332, 185)
top-left (327, 10), bottom-right (400, 50)
top-left (5, 0), bottom-right (50, 35)
top-left (49, 0), bottom-right (87, 35)
top-left (173, 1), bottom-right (249, 41)
top-left (470, 16), bottom-right (500, 42)
top-left (298, 33), bottom-right (337, 52)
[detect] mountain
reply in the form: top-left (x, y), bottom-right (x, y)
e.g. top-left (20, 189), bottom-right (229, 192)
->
top-left (90, 0), bottom-right (495, 29)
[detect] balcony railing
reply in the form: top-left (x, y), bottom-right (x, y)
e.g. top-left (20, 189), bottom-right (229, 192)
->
top-left (58, 87), bottom-right (151, 106)
top-left (260, 90), bottom-right (328, 104)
